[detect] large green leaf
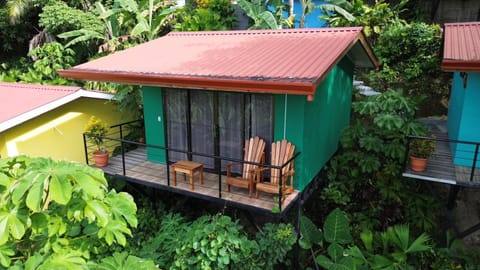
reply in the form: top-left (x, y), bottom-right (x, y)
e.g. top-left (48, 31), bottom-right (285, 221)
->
top-left (11, 174), bottom-right (35, 205)
top-left (299, 215), bottom-right (322, 249)
top-left (256, 11), bottom-right (280, 29)
top-left (406, 233), bottom-right (431, 253)
top-left (37, 250), bottom-right (86, 270)
top-left (316, 255), bottom-right (334, 269)
top-left (0, 209), bottom-right (28, 245)
top-left (323, 208), bottom-right (352, 245)
top-left (47, 216), bottom-right (67, 237)
top-left (25, 252), bottom-right (44, 270)
top-left (58, 29), bottom-right (105, 47)
top-left (358, 155), bottom-right (381, 173)
top-left (73, 172), bottom-right (106, 199)
top-left (373, 113), bottom-right (404, 131)
top-left (359, 136), bottom-right (384, 152)
top-left (327, 242), bottom-right (344, 262)
top-left (98, 220), bottom-right (132, 246)
top-left (49, 174), bottom-right (72, 205)
top-left (107, 191), bottom-right (137, 228)
top-left (0, 244), bottom-right (14, 267)
top-left (317, 2), bottom-right (355, 22)
top-left (26, 180), bottom-right (44, 212)
top-left (95, 252), bottom-right (159, 270)
top-left (0, 173), bottom-right (10, 187)
top-left (85, 200), bottom-right (109, 227)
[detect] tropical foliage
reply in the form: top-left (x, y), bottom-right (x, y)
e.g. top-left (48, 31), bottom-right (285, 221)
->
top-left (300, 208), bottom-right (433, 269)
top-left (236, 0), bottom-right (294, 29)
top-left (319, 0), bottom-right (448, 115)
top-left (175, 0), bottom-right (236, 31)
top-left (0, 156), bottom-right (142, 269)
top-left (316, 90), bottom-right (441, 234)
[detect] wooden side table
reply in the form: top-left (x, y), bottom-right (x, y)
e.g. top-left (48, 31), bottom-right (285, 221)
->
top-left (172, 160), bottom-right (204, 190)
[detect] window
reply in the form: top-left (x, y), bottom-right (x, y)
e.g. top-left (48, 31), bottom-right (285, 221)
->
top-left (164, 89), bottom-right (273, 170)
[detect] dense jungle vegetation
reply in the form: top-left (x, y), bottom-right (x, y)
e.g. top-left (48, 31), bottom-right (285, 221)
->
top-left (1, 0), bottom-right (479, 268)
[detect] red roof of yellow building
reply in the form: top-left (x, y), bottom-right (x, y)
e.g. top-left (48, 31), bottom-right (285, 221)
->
top-left (59, 28), bottom-right (378, 101)
top-left (442, 21), bottom-right (480, 71)
top-left (0, 82), bottom-right (113, 132)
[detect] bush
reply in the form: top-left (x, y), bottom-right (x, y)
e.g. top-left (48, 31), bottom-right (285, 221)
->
top-left (0, 156), bottom-right (153, 269)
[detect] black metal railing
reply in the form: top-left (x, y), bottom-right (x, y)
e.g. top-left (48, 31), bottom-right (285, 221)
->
top-left (405, 135), bottom-right (480, 183)
top-left (83, 121), bottom-right (300, 212)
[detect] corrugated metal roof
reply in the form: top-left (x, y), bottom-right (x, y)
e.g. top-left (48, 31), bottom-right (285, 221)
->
top-left (0, 82), bottom-right (113, 132)
top-left (442, 21), bottom-right (480, 71)
top-left (59, 28), bottom-right (378, 101)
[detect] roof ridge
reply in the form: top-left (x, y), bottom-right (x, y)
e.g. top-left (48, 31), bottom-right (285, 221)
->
top-left (0, 82), bottom-right (80, 92)
top-left (445, 21), bottom-right (480, 26)
top-left (167, 27), bottom-right (363, 37)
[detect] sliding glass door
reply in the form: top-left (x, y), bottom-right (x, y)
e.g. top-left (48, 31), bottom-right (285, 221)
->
top-left (164, 89), bottom-right (273, 170)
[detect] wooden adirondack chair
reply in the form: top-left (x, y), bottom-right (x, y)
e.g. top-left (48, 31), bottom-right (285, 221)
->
top-left (256, 140), bottom-right (295, 199)
top-left (226, 136), bottom-right (265, 197)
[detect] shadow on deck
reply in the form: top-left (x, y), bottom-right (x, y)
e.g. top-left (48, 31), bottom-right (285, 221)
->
top-left (97, 147), bottom-right (300, 215)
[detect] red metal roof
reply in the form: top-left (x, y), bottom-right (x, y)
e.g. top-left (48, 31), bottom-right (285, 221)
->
top-left (59, 28), bottom-right (378, 101)
top-left (0, 82), bottom-right (113, 132)
top-left (0, 83), bottom-right (80, 123)
top-left (442, 22), bottom-right (480, 71)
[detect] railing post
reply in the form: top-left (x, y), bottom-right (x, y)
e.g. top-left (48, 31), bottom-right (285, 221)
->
top-left (403, 136), bottom-right (411, 171)
top-left (119, 125), bottom-right (123, 140)
top-left (279, 167), bottom-right (283, 212)
top-left (218, 158), bottom-right (222, 198)
top-left (470, 144), bottom-right (479, 182)
top-left (83, 133), bottom-right (89, 165)
top-left (121, 139), bottom-right (126, 176)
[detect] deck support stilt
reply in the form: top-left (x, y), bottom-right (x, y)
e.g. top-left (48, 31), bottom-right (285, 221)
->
top-left (446, 185), bottom-right (460, 210)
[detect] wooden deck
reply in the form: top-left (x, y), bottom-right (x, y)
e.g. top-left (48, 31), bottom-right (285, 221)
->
top-left (403, 119), bottom-right (480, 188)
top-left (98, 147), bottom-right (300, 213)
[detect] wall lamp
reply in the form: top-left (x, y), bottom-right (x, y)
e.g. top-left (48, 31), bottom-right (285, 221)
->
top-left (460, 72), bottom-right (468, 89)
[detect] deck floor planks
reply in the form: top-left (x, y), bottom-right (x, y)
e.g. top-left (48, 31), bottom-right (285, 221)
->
top-left (404, 119), bottom-right (480, 187)
top-left (96, 147), bottom-right (299, 212)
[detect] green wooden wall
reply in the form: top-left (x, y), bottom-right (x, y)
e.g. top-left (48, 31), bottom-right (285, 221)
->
top-left (141, 56), bottom-right (355, 191)
top-left (274, 57), bottom-right (354, 191)
top-left (142, 86), bottom-right (166, 163)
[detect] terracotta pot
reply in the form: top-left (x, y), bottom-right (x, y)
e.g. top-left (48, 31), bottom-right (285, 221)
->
top-left (93, 151), bottom-right (109, 167)
top-left (410, 156), bottom-right (427, 172)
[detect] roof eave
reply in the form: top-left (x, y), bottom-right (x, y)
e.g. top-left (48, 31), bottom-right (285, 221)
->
top-left (311, 30), bottom-right (379, 90)
top-left (0, 89), bottom-right (113, 133)
top-left (356, 31), bottom-right (381, 70)
top-left (58, 69), bottom-right (317, 100)
top-left (441, 60), bottom-right (480, 71)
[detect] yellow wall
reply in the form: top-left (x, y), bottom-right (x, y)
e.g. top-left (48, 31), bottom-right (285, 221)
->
top-left (0, 98), bottom-right (129, 163)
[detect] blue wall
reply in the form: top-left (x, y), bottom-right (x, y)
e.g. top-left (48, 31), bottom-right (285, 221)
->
top-left (448, 71), bottom-right (480, 167)
top-left (291, 0), bottom-right (328, 28)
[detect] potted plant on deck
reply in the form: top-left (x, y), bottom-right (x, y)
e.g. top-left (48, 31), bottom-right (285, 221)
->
top-left (409, 136), bottom-right (436, 172)
top-left (85, 116), bottom-right (109, 167)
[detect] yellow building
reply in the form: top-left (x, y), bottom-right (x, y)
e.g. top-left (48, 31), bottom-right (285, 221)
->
top-left (0, 82), bottom-right (126, 163)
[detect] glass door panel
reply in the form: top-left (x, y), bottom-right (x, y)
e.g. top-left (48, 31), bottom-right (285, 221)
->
top-left (190, 90), bottom-right (215, 168)
top-left (165, 90), bottom-right (188, 162)
top-left (218, 93), bottom-right (244, 171)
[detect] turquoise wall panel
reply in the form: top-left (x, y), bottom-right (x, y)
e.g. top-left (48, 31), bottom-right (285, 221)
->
top-left (449, 72), bottom-right (480, 167)
top-left (142, 86), bottom-right (166, 163)
top-left (447, 72), bottom-right (464, 144)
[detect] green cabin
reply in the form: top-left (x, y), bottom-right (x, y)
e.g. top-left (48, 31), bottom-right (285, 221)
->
top-left (59, 28), bottom-right (378, 213)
